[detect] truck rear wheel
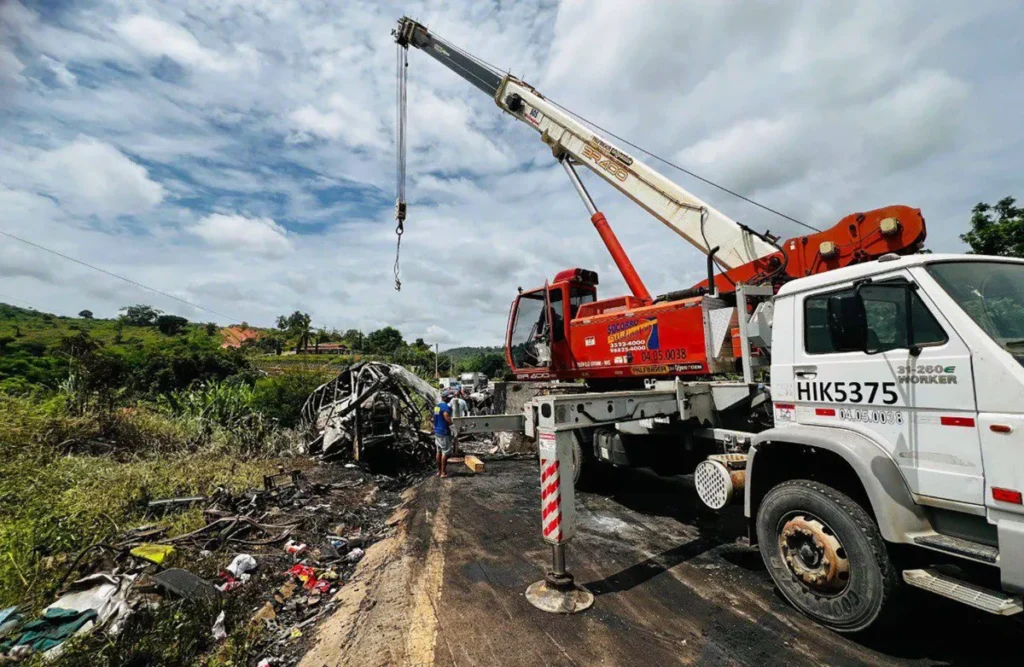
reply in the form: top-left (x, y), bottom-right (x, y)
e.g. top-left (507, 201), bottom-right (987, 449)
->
top-left (756, 479), bottom-right (897, 633)
top-left (571, 429), bottom-right (610, 490)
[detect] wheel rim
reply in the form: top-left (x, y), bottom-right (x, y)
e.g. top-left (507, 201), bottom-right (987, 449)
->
top-left (777, 513), bottom-right (850, 596)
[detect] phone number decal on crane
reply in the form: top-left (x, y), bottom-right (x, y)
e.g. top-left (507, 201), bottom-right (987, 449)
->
top-left (797, 381), bottom-right (899, 405)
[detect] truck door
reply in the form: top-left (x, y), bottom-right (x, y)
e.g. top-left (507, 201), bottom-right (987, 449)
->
top-left (794, 274), bottom-right (984, 506)
top-left (507, 288), bottom-right (551, 373)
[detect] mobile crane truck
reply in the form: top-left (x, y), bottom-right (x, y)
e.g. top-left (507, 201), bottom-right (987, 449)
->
top-left (395, 17), bottom-right (1024, 631)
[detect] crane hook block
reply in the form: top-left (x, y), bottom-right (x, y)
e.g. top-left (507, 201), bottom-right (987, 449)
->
top-left (395, 200), bottom-right (407, 223)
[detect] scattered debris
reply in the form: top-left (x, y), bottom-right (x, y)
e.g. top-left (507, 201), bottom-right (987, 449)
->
top-left (2, 460), bottom-right (417, 665)
top-left (152, 569), bottom-right (220, 602)
top-left (130, 543), bottom-right (175, 565)
top-left (301, 361), bottom-right (439, 469)
top-left (284, 540), bottom-right (308, 557)
top-left (464, 455), bottom-right (485, 473)
top-left (265, 470), bottom-right (301, 492)
top-left (211, 610), bottom-right (227, 641)
top-left (225, 553), bottom-right (257, 578)
top-left (1, 573), bottom-right (136, 657)
top-left (0, 607), bottom-right (21, 640)
top-left (147, 495), bottom-right (206, 517)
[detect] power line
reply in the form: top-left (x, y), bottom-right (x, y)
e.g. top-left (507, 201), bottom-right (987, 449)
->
top-left (0, 229), bottom-right (241, 322)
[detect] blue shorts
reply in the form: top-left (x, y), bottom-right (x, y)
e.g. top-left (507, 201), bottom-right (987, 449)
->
top-left (434, 434), bottom-right (453, 455)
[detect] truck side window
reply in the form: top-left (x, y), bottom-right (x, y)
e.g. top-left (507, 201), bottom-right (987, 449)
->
top-left (805, 285), bottom-right (947, 354)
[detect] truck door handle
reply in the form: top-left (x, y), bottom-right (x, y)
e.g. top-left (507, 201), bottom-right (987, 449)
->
top-left (795, 367), bottom-right (817, 379)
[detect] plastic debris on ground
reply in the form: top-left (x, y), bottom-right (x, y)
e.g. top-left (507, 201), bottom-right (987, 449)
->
top-left (129, 543), bottom-right (175, 565)
top-left (212, 610), bottom-right (227, 641)
top-left (0, 606), bottom-right (21, 639)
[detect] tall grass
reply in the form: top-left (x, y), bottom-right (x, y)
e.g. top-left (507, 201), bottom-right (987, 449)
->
top-left (0, 383), bottom-right (301, 610)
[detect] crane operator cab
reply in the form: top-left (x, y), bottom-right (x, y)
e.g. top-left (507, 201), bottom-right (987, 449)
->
top-left (506, 268), bottom-right (598, 378)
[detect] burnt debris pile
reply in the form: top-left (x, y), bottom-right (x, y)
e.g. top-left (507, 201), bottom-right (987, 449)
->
top-left (301, 362), bottom-right (439, 473)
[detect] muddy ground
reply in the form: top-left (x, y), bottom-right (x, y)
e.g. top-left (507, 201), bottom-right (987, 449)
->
top-left (301, 459), bottom-right (1021, 667)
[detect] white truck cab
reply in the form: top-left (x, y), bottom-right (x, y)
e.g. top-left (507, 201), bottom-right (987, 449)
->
top-left (747, 253), bottom-right (1024, 631)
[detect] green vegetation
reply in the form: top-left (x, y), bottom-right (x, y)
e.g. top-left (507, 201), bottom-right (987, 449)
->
top-left (0, 301), bottom-right (505, 622)
top-left (962, 196), bottom-right (1024, 258)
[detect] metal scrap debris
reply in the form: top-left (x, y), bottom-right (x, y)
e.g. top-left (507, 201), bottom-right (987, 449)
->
top-left (301, 361), bottom-right (439, 464)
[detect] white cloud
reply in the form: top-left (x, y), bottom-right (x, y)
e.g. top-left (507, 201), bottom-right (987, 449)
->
top-left (113, 15), bottom-right (253, 72)
top-left (191, 213), bottom-right (292, 258)
top-left (0, 244), bottom-right (56, 282)
top-left (30, 138), bottom-right (165, 219)
top-left (290, 93), bottom-right (387, 149)
top-left (38, 54), bottom-right (76, 87)
top-left (677, 117), bottom-right (810, 194)
top-left (0, 47), bottom-right (24, 82)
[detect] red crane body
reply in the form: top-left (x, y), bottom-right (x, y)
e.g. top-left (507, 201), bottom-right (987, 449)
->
top-left (506, 205), bottom-right (925, 383)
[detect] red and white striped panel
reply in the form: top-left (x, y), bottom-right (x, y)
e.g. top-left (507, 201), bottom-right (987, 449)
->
top-left (540, 457), bottom-right (562, 542)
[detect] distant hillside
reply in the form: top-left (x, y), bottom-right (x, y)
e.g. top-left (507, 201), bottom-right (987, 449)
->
top-left (443, 345), bottom-right (503, 362)
top-left (0, 302), bottom-right (261, 392)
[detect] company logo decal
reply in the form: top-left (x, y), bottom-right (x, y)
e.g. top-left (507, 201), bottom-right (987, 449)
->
top-left (607, 318), bottom-right (659, 353)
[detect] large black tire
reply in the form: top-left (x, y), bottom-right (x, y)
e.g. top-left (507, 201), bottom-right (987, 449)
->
top-left (756, 480), bottom-right (898, 633)
top-left (571, 429), bottom-right (611, 491)
top-left (571, 430), bottom-right (586, 487)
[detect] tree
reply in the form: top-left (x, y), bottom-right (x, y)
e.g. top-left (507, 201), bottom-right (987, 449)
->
top-left (205, 322), bottom-right (218, 336)
top-left (366, 326), bottom-right (404, 354)
top-left (252, 332), bottom-right (284, 355)
top-left (277, 311), bottom-right (313, 353)
top-left (413, 337), bottom-right (430, 352)
top-left (113, 321), bottom-right (124, 344)
top-left (58, 330), bottom-right (100, 361)
top-left (961, 197), bottom-right (1024, 258)
top-left (119, 304), bottom-right (161, 326)
top-left (156, 314), bottom-right (189, 335)
top-left (78, 309), bottom-right (94, 319)
top-left (314, 328), bottom-right (331, 353)
top-left (0, 336), bottom-right (14, 353)
top-left (342, 329), bottom-right (364, 351)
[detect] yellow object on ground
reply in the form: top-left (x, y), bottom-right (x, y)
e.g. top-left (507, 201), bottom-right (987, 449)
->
top-left (130, 544), bottom-right (175, 565)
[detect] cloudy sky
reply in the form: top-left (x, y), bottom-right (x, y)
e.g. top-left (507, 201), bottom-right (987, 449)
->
top-left (1, 1), bottom-right (1022, 347)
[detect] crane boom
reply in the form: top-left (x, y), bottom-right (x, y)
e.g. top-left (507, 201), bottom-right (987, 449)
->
top-left (394, 17), bottom-right (775, 271)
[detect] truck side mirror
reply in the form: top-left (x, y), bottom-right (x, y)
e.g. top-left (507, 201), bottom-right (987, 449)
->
top-left (827, 294), bottom-right (868, 352)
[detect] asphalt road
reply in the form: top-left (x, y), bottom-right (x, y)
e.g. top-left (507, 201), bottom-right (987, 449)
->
top-left (406, 459), bottom-right (1019, 667)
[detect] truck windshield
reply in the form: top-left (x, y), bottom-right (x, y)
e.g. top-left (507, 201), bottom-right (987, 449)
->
top-left (509, 291), bottom-right (546, 367)
top-left (926, 261), bottom-right (1024, 360)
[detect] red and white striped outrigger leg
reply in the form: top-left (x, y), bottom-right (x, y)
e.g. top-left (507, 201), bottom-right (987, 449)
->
top-left (540, 457), bottom-right (562, 542)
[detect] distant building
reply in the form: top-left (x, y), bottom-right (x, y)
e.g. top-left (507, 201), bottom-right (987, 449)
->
top-left (220, 327), bottom-right (262, 349)
top-left (311, 342), bottom-right (350, 355)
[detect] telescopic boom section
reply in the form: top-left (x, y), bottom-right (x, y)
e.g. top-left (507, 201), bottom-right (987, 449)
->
top-left (394, 17), bottom-right (927, 291)
top-left (394, 17), bottom-right (774, 273)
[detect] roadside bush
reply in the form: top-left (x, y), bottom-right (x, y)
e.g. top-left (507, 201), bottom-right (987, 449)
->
top-left (250, 370), bottom-right (325, 428)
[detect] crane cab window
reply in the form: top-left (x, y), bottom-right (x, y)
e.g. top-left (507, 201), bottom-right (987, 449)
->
top-left (805, 283), bottom-right (947, 354)
top-left (570, 286), bottom-right (596, 319)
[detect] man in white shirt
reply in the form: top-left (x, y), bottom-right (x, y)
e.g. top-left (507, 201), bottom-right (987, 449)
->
top-left (451, 389), bottom-right (469, 455)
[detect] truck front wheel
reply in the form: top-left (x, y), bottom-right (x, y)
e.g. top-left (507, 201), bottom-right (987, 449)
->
top-left (755, 480), bottom-right (897, 633)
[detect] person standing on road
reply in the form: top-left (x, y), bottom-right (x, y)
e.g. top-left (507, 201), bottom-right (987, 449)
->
top-left (451, 389), bottom-right (469, 455)
top-left (434, 391), bottom-right (454, 478)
